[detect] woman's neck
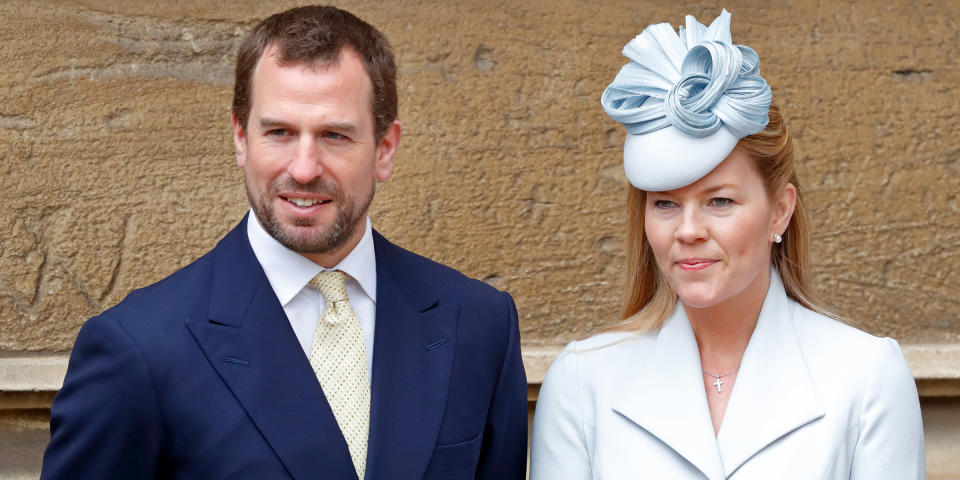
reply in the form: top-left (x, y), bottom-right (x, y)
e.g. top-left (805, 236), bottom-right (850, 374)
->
top-left (685, 269), bottom-right (770, 372)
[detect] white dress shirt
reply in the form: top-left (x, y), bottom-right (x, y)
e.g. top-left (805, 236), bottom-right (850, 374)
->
top-left (246, 210), bottom-right (377, 373)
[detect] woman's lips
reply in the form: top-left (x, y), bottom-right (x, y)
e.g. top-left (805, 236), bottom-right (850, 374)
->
top-left (676, 259), bottom-right (717, 271)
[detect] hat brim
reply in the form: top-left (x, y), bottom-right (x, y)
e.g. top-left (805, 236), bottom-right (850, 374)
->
top-left (623, 125), bottom-right (739, 192)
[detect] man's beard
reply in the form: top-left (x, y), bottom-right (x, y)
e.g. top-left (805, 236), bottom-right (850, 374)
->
top-left (245, 175), bottom-right (373, 255)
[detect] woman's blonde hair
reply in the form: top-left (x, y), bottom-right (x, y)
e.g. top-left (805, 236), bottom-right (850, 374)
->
top-left (609, 104), bottom-right (826, 333)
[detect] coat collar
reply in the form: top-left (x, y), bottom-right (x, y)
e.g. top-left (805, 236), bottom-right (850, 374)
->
top-left (188, 215), bottom-right (358, 479)
top-left (190, 219), bottom-right (459, 480)
top-left (716, 271), bottom-right (824, 475)
top-left (612, 303), bottom-right (725, 479)
top-left (612, 269), bottom-right (824, 479)
top-left (364, 230), bottom-right (457, 479)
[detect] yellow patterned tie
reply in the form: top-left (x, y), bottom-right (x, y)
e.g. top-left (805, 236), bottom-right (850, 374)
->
top-left (309, 270), bottom-right (369, 479)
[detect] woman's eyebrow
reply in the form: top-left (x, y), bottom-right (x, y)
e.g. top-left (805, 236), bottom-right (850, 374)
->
top-left (701, 183), bottom-right (739, 195)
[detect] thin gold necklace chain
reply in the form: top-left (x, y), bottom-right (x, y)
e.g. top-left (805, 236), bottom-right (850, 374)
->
top-left (701, 366), bottom-right (739, 378)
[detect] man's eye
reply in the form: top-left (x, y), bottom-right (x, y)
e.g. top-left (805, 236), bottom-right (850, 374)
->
top-left (267, 129), bottom-right (290, 137)
top-left (324, 131), bottom-right (346, 140)
top-left (709, 197), bottom-right (733, 207)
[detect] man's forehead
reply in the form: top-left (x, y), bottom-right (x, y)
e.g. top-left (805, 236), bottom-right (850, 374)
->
top-left (245, 44), bottom-right (376, 131)
top-left (258, 43), bottom-right (360, 73)
top-left (247, 44), bottom-right (373, 96)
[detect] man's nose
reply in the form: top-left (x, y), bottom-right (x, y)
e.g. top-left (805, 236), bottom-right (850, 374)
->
top-left (287, 137), bottom-right (324, 184)
top-left (675, 207), bottom-right (708, 243)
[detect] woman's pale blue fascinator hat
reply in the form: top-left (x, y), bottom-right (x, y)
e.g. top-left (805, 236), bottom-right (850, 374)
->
top-left (601, 9), bottom-right (772, 191)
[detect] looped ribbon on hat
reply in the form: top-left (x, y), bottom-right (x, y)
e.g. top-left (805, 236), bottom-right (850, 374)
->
top-left (601, 9), bottom-right (772, 139)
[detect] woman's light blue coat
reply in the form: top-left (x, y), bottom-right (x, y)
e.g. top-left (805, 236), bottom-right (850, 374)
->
top-left (530, 272), bottom-right (925, 479)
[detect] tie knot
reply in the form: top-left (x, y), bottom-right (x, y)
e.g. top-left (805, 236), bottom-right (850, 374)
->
top-left (310, 270), bottom-right (349, 303)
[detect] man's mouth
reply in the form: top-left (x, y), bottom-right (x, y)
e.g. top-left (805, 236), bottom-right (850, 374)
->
top-left (282, 196), bottom-right (331, 207)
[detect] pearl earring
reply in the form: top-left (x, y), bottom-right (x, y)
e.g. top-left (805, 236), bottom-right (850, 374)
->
top-left (772, 233), bottom-right (782, 244)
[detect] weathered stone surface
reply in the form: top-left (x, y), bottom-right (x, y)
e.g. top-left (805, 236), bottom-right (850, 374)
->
top-left (0, 410), bottom-right (50, 479)
top-left (1, 0), bottom-right (958, 354)
top-left (923, 398), bottom-right (960, 479)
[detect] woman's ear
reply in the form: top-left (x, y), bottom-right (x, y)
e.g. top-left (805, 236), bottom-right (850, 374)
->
top-left (772, 183), bottom-right (797, 236)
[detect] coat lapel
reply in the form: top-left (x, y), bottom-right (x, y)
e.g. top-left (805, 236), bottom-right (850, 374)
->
top-left (185, 217), bottom-right (358, 480)
top-left (613, 271), bottom-right (825, 478)
top-left (364, 232), bottom-right (457, 480)
top-left (612, 305), bottom-right (725, 480)
top-left (716, 271), bottom-right (824, 476)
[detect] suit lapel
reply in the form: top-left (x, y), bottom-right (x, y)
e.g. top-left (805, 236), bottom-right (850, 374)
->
top-left (716, 271), bottom-right (824, 476)
top-left (185, 217), bottom-right (358, 480)
top-left (365, 232), bottom-right (457, 480)
top-left (612, 305), bottom-right (725, 480)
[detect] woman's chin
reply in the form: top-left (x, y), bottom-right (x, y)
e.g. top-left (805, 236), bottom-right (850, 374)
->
top-left (675, 288), bottom-right (722, 310)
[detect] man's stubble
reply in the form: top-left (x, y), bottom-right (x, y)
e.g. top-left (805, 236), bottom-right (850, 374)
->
top-left (244, 173), bottom-right (374, 255)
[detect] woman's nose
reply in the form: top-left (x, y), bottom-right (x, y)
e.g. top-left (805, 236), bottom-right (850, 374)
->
top-left (675, 208), bottom-right (708, 243)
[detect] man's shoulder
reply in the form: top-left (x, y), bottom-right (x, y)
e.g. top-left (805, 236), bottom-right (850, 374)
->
top-left (101, 247), bottom-right (216, 327)
top-left (98, 220), bottom-right (251, 333)
top-left (374, 231), bottom-right (505, 302)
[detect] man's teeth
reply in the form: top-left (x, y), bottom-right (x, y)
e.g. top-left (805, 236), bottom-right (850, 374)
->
top-left (287, 197), bottom-right (323, 207)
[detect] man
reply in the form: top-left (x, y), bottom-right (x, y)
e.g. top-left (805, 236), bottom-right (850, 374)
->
top-left (41, 6), bottom-right (527, 479)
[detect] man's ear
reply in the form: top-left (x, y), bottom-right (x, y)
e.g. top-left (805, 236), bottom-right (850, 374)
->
top-left (231, 112), bottom-right (247, 169)
top-left (374, 120), bottom-right (402, 182)
top-left (772, 182), bottom-right (797, 237)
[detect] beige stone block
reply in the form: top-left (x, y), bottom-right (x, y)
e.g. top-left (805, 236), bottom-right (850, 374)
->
top-left (2, 0), bottom-right (958, 351)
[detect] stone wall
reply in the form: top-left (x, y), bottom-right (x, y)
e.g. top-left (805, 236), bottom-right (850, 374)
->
top-left (1, 0), bottom-right (959, 477)
top-left (2, 0), bottom-right (958, 351)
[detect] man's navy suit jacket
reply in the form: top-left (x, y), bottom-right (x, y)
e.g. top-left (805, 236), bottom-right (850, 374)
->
top-left (41, 216), bottom-right (527, 479)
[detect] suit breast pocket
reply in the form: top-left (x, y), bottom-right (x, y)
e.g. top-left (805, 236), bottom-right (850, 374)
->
top-left (424, 433), bottom-right (482, 478)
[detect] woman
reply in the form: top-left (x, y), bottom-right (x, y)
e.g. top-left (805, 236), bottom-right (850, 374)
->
top-left (530, 10), bottom-right (925, 479)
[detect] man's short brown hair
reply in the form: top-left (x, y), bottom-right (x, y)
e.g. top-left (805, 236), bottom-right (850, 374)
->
top-left (232, 5), bottom-right (397, 141)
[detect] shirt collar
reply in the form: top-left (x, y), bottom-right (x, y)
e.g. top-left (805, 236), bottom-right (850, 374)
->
top-left (246, 210), bottom-right (377, 306)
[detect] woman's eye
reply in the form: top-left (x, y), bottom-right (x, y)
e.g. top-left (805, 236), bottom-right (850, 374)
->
top-left (653, 200), bottom-right (676, 209)
top-left (709, 197), bottom-right (733, 207)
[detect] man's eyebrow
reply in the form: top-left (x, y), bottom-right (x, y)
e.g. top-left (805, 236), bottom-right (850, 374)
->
top-left (258, 117), bottom-right (290, 129)
top-left (258, 117), bottom-right (358, 134)
top-left (324, 122), bottom-right (358, 133)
